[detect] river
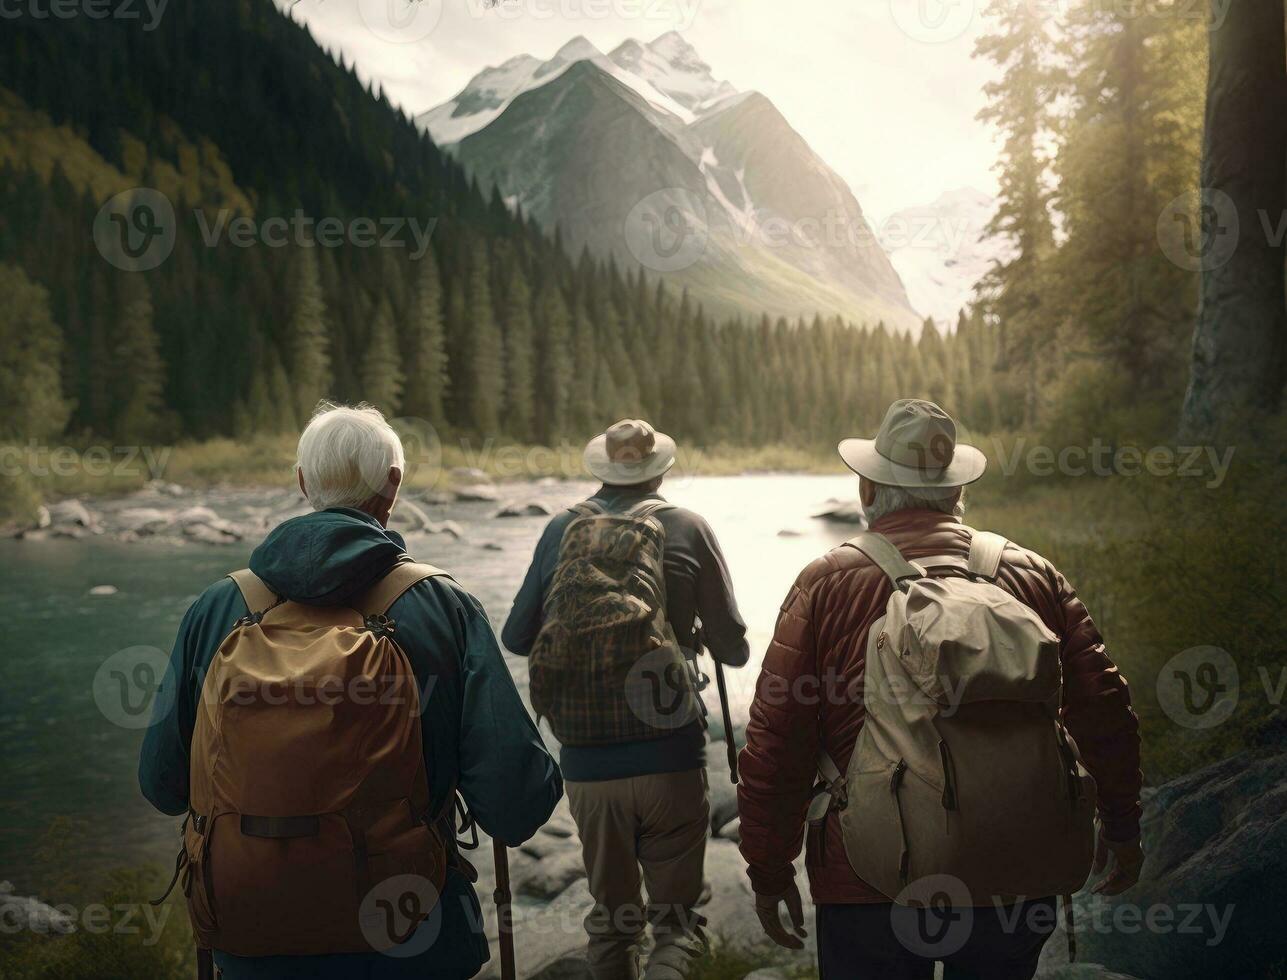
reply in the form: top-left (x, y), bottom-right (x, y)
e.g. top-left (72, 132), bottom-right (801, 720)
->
top-left (0, 473), bottom-right (862, 893)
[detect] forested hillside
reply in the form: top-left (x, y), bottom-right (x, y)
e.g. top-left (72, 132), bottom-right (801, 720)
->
top-left (0, 0), bottom-right (1213, 455)
top-left (0, 0), bottom-right (1018, 452)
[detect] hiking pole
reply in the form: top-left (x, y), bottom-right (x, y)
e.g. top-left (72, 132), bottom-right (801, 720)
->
top-left (714, 659), bottom-right (739, 784)
top-left (697, 623), bottom-right (739, 784)
top-left (492, 837), bottom-right (516, 980)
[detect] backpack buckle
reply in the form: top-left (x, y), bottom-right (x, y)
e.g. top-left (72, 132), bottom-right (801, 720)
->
top-left (234, 612), bottom-right (263, 629)
top-left (364, 614), bottom-right (396, 638)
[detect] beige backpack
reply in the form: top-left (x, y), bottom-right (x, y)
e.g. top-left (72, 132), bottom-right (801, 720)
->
top-left (808, 530), bottom-right (1096, 908)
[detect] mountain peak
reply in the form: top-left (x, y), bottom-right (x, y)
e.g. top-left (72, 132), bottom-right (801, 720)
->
top-left (648, 30), bottom-right (699, 61)
top-left (553, 35), bottom-right (602, 63)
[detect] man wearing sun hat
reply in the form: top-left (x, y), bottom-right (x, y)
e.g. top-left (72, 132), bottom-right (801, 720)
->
top-left (736, 399), bottom-right (1143, 979)
top-left (504, 419), bottom-right (749, 980)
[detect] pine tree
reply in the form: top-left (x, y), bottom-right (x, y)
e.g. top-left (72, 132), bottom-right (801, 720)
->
top-left (287, 246), bottom-right (330, 425)
top-left (0, 263), bottom-right (71, 440)
top-left (501, 264), bottom-right (536, 441)
top-left (110, 275), bottom-right (166, 442)
top-left (534, 281), bottom-right (572, 443)
top-left (402, 249), bottom-right (449, 428)
top-left (464, 244), bottom-right (503, 435)
top-left (361, 298), bottom-right (404, 416)
top-left (973, 1), bottom-right (1059, 424)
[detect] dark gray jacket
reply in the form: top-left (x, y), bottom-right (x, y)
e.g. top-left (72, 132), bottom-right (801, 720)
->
top-left (502, 486), bottom-right (749, 781)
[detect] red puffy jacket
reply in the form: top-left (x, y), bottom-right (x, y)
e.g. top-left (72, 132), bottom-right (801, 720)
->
top-left (736, 509), bottom-right (1142, 903)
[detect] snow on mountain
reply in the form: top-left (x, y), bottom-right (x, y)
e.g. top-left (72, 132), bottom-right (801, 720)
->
top-left (417, 35), bottom-right (696, 144)
top-left (883, 187), bottom-right (1010, 328)
top-left (421, 32), bottom-right (921, 332)
top-left (607, 31), bottom-right (736, 113)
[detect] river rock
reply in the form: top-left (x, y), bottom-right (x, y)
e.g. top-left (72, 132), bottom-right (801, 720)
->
top-left (88, 585), bottom-right (118, 596)
top-left (117, 507), bottom-right (174, 535)
top-left (450, 467), bottom-right (492, 485)
top-left (517, 849), bottom-right (586, 901)
top-left (426, 519), bottom-right (463, 538)
top-left (776, 528), bottom-right (803, 537)
top-left (743, 971), bottom-right (789, 980)
top-left (718, 817), bottom-right (741, 843)
top-left (184, 522), bottom-right (242, 545)
top-left (455, 485), bottom-right (500, 503)
top-left (811, 499), bottom-right (866, 525)
top-left (144, 479), bottom-right (186, 497)
top-left (495, 501), bottom-right (552, 518)
top-left (0, 881), bottom-right (75, 934)
top-left (174, 505), bottom-right (221, 526)
top-left (48, 499), bottom-right (98, 530)
top-left (481, 542), bottom-right (504, 551)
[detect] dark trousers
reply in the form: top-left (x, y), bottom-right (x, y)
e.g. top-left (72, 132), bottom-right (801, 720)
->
top-left (816, 899), bottom-right (1057, 980)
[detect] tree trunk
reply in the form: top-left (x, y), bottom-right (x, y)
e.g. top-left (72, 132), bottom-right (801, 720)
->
top-left (1179, 0), bottom-right (1287, 440)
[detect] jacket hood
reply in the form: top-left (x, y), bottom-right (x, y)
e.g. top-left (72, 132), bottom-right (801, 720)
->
top-left (249, 508), bottom-right (409, 606)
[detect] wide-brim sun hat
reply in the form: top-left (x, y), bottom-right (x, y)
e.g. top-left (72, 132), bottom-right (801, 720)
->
top-left (838, 398), bottom-right (987, 491)
top-left (584, 418), bottom-right (677, 485)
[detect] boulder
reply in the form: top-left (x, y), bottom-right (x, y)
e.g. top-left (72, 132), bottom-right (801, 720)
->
top-left (0, 881), bottom-right (75, 934)
top-left (516, 849), bottom-right (586, 901)
top-left (48, 499), bottom-right (97, 529)
top-left (456, 484), bottom-right (501, 503)
top-left (776, 528), bottom-right (803, 538)
top-left (481, 542), bottom-right (504, 551)
top-left (173, 505), bottom-right (220, 526)
top-left (426, 519), bottom-right (463, 538)
top-left (184, 522), bottom-right (242, 545)
top-left (117, 507), bottom-right (174, 535)
top-left (144, 479), bottom-right (186, 497)
top-left (718, 817), bottom-right (741, 843)
top-left (450, 467), bottom-right (492, 485)
top-left (494, 501), bottom-right (553, 518)
top-left (88, 585), bottom-right (119, 596)
top-left (1040, 746), bottom-right (1287, 979)
top-left (811, 499), bottom-right (866, 525)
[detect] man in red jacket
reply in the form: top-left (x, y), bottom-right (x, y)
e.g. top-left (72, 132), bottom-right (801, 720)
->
top-left (737, 399), bottom-right (1143, 979)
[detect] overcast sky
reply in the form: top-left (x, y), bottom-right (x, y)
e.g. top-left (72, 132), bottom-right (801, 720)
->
top-left (284, 0), bottom-right (1001, 221)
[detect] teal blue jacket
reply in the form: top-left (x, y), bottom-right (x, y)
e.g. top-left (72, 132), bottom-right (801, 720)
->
top-left (138, 507), bottom-right (563, 979)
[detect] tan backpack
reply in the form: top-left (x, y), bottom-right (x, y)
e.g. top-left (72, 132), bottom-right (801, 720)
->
top-left (178, 560), bottom-right (452, 956)
top-left (808, 530), bottom-right (1096, 907)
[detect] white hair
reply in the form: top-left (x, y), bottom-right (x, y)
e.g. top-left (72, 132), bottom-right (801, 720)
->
top-left (296, 402), bottom-right (405, 512)
top-left (863, 481), bottom-right (965, 525)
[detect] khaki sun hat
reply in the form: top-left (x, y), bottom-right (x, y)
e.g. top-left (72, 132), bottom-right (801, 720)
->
top-left (838, 398), bottom-right (987, 490)
top-left (584, 419), bottom-right (677, 485)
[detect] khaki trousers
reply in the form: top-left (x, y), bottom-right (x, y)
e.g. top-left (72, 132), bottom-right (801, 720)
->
top-left (565, 769), bottom-right (710, 980)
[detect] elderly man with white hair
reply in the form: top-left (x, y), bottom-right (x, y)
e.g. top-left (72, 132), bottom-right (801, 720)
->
top-left (140, 403), bottom-right (562, 980)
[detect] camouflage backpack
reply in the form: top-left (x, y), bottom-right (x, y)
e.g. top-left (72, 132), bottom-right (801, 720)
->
top-left (529, 499), bottom-right (702, 745)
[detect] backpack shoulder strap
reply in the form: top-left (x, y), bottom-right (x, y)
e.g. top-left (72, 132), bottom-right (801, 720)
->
top-left (844, 532), bottom-right (924, 591)
top-left (967, 530), bottom-right (1009, 581)
top-left (626, 499), bottom-right (675, 520)
top-left (571, 499), bottom-right (606, 517)
top-left (228, 569), bottom-right (278, 615)
top-left (357, 560), bottom-right (453, 617)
